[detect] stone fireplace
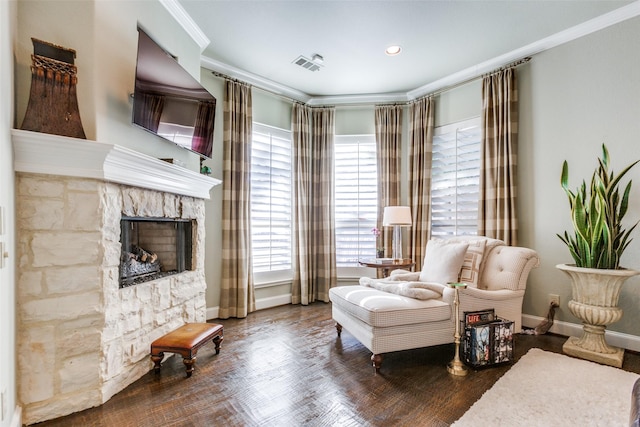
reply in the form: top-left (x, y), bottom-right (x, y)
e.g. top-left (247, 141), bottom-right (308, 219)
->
top-left (12, 129), bottom-right (220, 425)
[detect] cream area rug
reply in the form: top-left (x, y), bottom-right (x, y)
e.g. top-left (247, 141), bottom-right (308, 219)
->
top-left (452, 348), bottom-right (639, 427)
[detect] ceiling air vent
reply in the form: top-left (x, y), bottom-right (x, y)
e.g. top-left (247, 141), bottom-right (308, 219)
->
top-left (293, 55), bottom-right (323, 72)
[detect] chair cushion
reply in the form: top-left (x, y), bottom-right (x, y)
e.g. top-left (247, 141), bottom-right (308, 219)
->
top-left (419, 239), bottom-right (469, 284)
top-left (329, 286), bottom-right (451, 328)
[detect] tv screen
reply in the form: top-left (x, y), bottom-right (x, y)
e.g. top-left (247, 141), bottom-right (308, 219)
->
top-left (132, 28), bottom-right (216, 159)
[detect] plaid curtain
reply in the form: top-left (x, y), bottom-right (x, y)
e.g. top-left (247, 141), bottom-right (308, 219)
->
top-left (374, 105), bottom-right (403, 261)
top-left (408, 97), bottom-right (435, 270)
top-left (219, 80), bottom-right (255, 318)
top-left (292, 104), bottom-right (337, 304)
top-left (479, 67), bottom-right (519, 245)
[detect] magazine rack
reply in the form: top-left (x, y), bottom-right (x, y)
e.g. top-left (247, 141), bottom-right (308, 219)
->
top-left (461, 309), bottom-right (514, 368)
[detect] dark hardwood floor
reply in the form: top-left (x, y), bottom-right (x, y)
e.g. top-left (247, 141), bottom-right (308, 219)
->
top-left (35, 303), bottom-right (640, 427)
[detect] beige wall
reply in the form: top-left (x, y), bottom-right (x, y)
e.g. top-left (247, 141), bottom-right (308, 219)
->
top-left (518, 16), bottom-right (640, 335)
top-left (1, 1), bottom-right (17, 426)
top-left (14, 0), bottom-right (204, 170)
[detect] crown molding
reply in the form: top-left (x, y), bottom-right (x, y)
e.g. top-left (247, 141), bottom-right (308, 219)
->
top-left (159, 0), bottom-right (210, 52)
top-left (201, 56), bottom-right (311, 103)
top-left (408, 0), bottom-right (640, 100)
top-left (193, 0), bottom-right (640, 106)
top-left (306, 92), bottom-right (409, 107)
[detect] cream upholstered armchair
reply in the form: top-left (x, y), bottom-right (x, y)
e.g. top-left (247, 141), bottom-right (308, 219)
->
top-left (329, 237), bottom-right (540, 371)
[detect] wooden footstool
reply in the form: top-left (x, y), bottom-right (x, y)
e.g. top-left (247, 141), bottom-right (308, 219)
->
top-left (150, 323), bottom-right (223, 378)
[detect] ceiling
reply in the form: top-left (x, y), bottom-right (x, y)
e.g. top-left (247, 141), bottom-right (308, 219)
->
top-left (176, 0), bottom-right (636, 102)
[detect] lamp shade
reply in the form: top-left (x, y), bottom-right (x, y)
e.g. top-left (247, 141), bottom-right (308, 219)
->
top-left (382, 206), bottom-right (412, 226)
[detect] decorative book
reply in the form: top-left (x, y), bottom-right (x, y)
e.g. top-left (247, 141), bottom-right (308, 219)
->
top-left (463, 308), bottom-right (496, 326)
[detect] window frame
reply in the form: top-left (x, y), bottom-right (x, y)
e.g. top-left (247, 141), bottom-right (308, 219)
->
top-left (430, 116), bottom-right (481, 238)
top-left (250, 122), bottom-right (293, 287)
top-left (334, 134), bottom-right (378, 278)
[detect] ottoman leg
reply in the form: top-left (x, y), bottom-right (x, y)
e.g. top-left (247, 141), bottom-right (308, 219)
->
top-left (151, 352), bottom-right (164, 373)
top-left (213, 335), bottom-right (223, 355)
top-left (183, 356), bottom-right (196, 378)
top-left (371, 354), bottom-right (383, 373)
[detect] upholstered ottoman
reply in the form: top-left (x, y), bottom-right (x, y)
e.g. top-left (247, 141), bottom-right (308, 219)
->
top-left (151, 323), bottom-right (223, 378)
top-left (330, 285), bottom-right (455, 372)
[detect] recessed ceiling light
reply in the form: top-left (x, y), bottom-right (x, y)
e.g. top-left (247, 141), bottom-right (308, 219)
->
top-left (385, 45), bottom-right (402, 56)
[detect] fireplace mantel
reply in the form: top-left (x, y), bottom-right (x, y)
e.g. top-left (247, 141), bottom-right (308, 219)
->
top-left (12, 129), bottom-right (221, 199)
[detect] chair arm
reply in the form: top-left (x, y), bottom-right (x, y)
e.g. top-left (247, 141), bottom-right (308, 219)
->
top-left (480, 246), bottom-right (540, 291)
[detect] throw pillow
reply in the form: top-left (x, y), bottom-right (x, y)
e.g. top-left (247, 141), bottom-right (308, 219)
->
top-left (419, 239), bottom-right (469, 284)
top-left (459, 239), bottom-right (487, 287)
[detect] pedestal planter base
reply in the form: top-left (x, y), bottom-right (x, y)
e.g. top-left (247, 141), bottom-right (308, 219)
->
top-left (563, 336), bottom-right (624, 368)
top-left (556, 263), bottom-right (639, 368)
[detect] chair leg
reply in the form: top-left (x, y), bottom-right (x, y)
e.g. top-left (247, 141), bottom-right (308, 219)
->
top-left (335, 322), bottom-right (342, 337)
top-left (371, 354), bottom-right (383, 373)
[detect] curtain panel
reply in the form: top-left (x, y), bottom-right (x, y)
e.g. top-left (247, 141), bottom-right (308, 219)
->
top-left (408, 97), bottom-right (435, 270)
top-left (479, 67), bottom-right (519, 246)
top-left (291, 104), bottom-right (337, 305)
top-left (219, 80), bottom-right (256, 319)
top-left (374, 105), bottom-right (403, 259)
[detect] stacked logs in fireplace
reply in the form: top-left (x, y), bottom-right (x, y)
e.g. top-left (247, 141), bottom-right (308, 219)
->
top-left (121, 245), bottom-right (161, 282)
top-left (119, 217), bottom-right (193, 288)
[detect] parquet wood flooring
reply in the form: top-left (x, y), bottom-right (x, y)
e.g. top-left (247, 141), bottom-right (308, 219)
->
top-left (34, 302), bottom-right (640, 427)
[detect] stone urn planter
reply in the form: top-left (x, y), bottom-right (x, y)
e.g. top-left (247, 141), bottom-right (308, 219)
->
top-left (556, 263), bottom-right (639, 367)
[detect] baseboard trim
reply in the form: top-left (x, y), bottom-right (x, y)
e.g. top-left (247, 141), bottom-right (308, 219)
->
top-left (255, 294), bottom-right (292, 311)
top-left (10, 405), bottom-right (22, 427)
top-left (206, 294), bottom-right (292, 320)
top-left (522, 314), bottom-right (640, 353)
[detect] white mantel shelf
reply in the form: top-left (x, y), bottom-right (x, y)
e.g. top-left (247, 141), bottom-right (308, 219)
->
top-left (12, 129), bottom-right (221, 199)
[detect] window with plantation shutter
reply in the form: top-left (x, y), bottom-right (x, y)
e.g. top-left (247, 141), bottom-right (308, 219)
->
top-left (334, 135), bottom-right (378, 269)
top-left (431, 117), bottom-right (481, 238)
top-left (250, 123), bottom-right (292, 283)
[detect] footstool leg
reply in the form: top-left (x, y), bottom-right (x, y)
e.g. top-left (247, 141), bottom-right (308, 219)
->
top-left (151, 352), bottom-right (164, 373)
top-left (183, 356), bottom-right (196, 378)
top-left (213, 335), bottom-right (223, 355)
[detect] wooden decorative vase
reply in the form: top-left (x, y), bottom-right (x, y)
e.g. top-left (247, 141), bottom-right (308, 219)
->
top-left (21, 38), bottom-right (86, 139)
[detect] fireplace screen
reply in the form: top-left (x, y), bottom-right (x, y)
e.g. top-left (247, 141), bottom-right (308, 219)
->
top-left (120, 217), bottom-right (194, 287)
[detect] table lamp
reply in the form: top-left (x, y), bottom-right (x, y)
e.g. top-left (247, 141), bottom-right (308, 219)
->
top-left (382, 206), bottom-right (412, 262)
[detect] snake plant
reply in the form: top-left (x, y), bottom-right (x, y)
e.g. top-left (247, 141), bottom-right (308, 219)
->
top-left (557, 144), bottom-right (639, 269)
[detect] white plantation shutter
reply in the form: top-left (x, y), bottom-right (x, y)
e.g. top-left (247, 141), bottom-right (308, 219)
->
top-left (250, 123), bottom-right (292, 280)
top-left (431, 117), bottom-right (481, 237)
top-left (334, 135), bottom-right (378, 267)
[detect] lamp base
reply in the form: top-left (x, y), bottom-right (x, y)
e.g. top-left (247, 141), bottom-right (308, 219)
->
top-left (392, 225), bottom-right (403, 261)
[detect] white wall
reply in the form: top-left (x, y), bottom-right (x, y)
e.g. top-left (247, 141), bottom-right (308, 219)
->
top-left (1, 1), bottom-right (18, 426)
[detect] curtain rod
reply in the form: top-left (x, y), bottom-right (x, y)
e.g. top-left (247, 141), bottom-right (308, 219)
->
top-left (411, 56), bottom-right (532, 103)
top-left (213, 56), bottom-right (532, 107)
top-left (211, 70), bottom-right (302, 104)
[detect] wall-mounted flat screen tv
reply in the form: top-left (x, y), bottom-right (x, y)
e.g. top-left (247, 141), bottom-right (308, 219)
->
top-left (132, 28), bottom-right (216, 159)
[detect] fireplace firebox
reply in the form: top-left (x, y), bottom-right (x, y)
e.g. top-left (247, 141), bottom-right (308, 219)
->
top-left (120, 216), bottom-right (194, 287)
